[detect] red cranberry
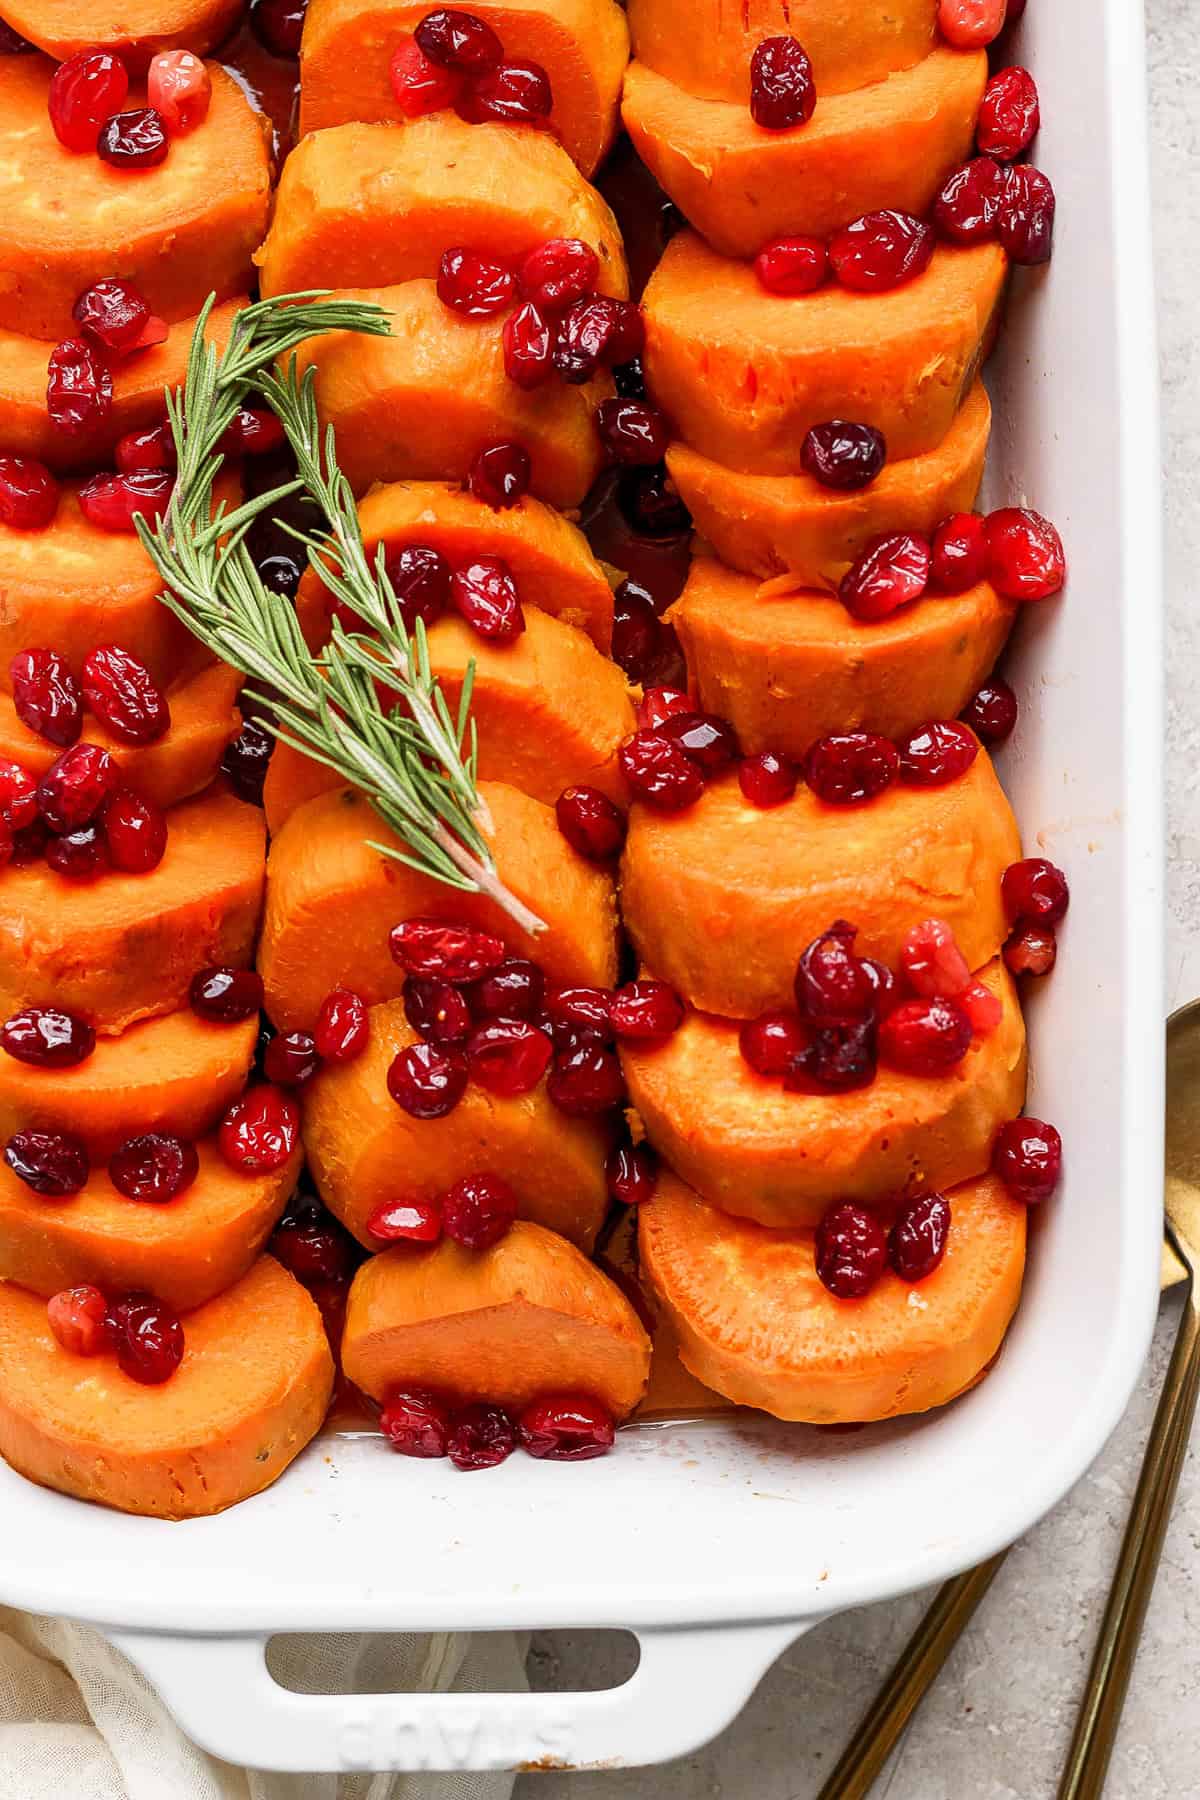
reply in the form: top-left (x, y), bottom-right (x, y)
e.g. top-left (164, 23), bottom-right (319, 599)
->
top-left (403, 975), bottom-right (474, 1046)
top-left (1004, 921), bottom-right (1057, 978)
top-left (937, 0), bottom-right (1006, 48)
top-left (47, 1285), bottom-right (108, 1356)
top-left (786, 1018), bottom-right (879, 1092)
top-left (898, 720), bottom-right (979, 787)
top-left (468, 441), bottom-right (530, 509)
top-left (0, 457), bottom-right (58, 531)
top-left (0, 760), bottom-right (38, 830)
top-left (637, 686), bottom-right (692, 729)
top-left (961, 679), bottom-right (1018, 745)
top-left (829, 211), bottom-right (935, 293)
top-left (37, 743), bottom-right (118, 833)
top-left (5, 1128), bottom-right (89, 1196)
top-left (542, 985), bottom-right (613, 1045)
top-left (383, 544), bottom-right (452, 633)
top-left (606, 1142), bottom-right (657, 1206)
top-left (366, 1198), bottom-right (443, 1244)
top-left (457, 58), bottom-right (552, 125)
top-left (878, 997), bottom-right (973, 1075)
top-left (546, 1043), bottom-right (625, 1115)
top-left (190, 966), bottom-right (263, 1024)
top-left (468, 958), bottom-right (544, 1020)
top-left (754, 236), bottom-right (828, 295)
top-left (611, 581), bottom-right (687, 689)
top-left (97, 107), bottom-right (169, 169)
top-left (749, 35), bottom-right (816, 131)
top-left (447, 1401), bottom-right (516, 1471)
top-left (263, 1030), bottom-right (320, 1087)
top-left (48, 50), bottom-right (129, 151)
top-left (218, 1085), bottom-right (299, 1173)
top-left (795, 922), bottom-right (873, 1026)
top-left (502, 300), bottom-right (553, 388)
top-left (861, 956), bottom-right (900, 1017)
top-left (220, 719), bottom-right (273, 803)
top-left (553, 296), bottom-right (644, 383)
top-left (390, 917), bottom-right (505, 983)
top-left (997, 162), bottom-right (1055, 264)
top-left (46, 824), bottom-right (108, 881)
top-left (977, 66), bottom-right (1039, 160)
top-left (518, 1392), bottom-right (615, 1460)
top-left (389, 36), bottom-right (465, 115)
top-left (596, 399), bottom-right (671, 467)
top-left (46, 340), bottom-right (113, 437)
top-left (11, 650), bottom-right (82, 748)
top-left (985, 508), bottom-right (1065, 600)
top-left (78, 470), bottom-right (173, 534)
top-left (1, 1007), bottom-right (95, 1068)
top-left (381, 1389), bottom-right (452, 1457)
top-left (815, 1201), bottom-right (888, 1299)
top-left (960, 979), bottom-right (1002, 1038)
top-left (518, 238), bottom-right (599, 313)
top-left (899, 920), bottom-right (970, 998)
top-left (147, 48), bottom-right (212, 133)
top-left (107, 1293), bottom-right (184, 1385)
top-left (72, 279), bottom-right (150, 355)
top-left (220, 408), bottom-right (287, 457)
top-left (840, 532), bottom-right (931, 621)
top-left (103, 787), bottom-right (168, 874)
top-left (738, 752), bottom-right (797, 808)
top-left (889, 1193), bottom-right (951, 1282)
top-left (10, 819), bottom-right (49, 865)
top-left (415, 9), bottom-right (503, 72)
top-left (934, 157), bottom-right (1007, 245)
top-left (804, 732), bottom-right (899, 806)
top-left (617, 465), bottom-right (691, 538)
top-left (250, 0), bottom-right (308, 55)
top-left (451, 556), bottom-right (525, 642)
top-left (271, 1207), bottom-right (353, 1281)
top-left (619, 730), bottom-right (705, 812)
top-left (992, 1116), bottom-right (1062, 1202)
top-left (930, 513), bottom-right (989, 593)
top-left (466, 1019), bottom-right (553, 1095)
top-left (1001, 856), bottom-right (1069, 927)
top-left (314, 987), bottom-right (370, 1062)
top-left (436, 246), bottom-right (517, 318)
top-left (387, 1041), bottom-right (469, 1118)
top-left (739, 1008), bottom-right (808, 1077)
top-left (658, 712), bottom-right (738, 773)
top-left (81, 644), bottom-right (169, 745)
top-left (555, 786), bottom-right (626, 861)
top-left (801, 421), bottom-right (887, 491)
top-left (442, 1171), bottom-right (519, 1248)
top-left (609, 979), bottom-right (683, 1043)
top-left (115, 423), bottom-right (176, 473)
top-left (109, 1132), bottom-right (199, 1203)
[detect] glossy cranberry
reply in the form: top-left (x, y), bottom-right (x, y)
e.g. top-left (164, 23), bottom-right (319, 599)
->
top-left (436, 246), bottom-right (517, 318)
top-left (451, 556), bottom-right (525, 642)
top-left (220, 718), bottom-right (273, 803)
top-left (46, 339), bottom-right (113, 436)
top-left (754, 236), bottom-right (828, 295)
top-left (542, 985), bottom-right (614, 1045)
top-left (637, 686), bottom-right (692, 730)
top-left (97, 107), bottom-right (169, 169)
top-left (985, 507), bottom-right (1065, 600)
top-left (617, 465), bottom-right (690, 538)
top-left (447, 1400), bottom-right (516, 1470)
top-left (115, 422), bottom-right (175, 473)
top-left (11, 651), bottom-right (82, 749)
top-left (552, 296), bottom-right (644, 382)
top-left (442, 1171), bottom-right (519, 1248)
top-left (619, 730), bottom-right (705, 812)
top-left (81, 644), bottom-right (169, 745)
top-left (5, 1128), bottom-right (89, 1196)
top-left (0, 457), bottom-right (58, 531)
top-left (272, 1205), bottom-right (354, 1282)
top-left (606, 1142), bottom-right (657, 1206)
top-left (929, 513), bottom-right (988, 595)
top-left (218, 1085), bottom-right (299, 1173)
top-left (899, 920), bottom-right (971, 998)
top-left (315, 987), bottom-right (370, 1061)
top-left (610, 582), bottom-right (687, 689)
top-left (389, 36), bottom-right (464, 114)
top-left (0, 21), bottom-right (34, 51)
top-left (47, 1285), bottom-right (108, 1355)
top-left (546, 1043), bottom-right (625, 1115)
top-left (961, 678), bottom-right (1018, 745)
top-left (1001, 856), bottom-right (1070, 927)
top-left (555, 785), bottom-right (626, 861)
top-left (403, 975), bottom-right (473, 1047)
top-left (263, 1030), bottom-right (320, 1087)
top-left (381, 1388), bottom-right (452, 1457)
top-left (37, 743), bottom-right (118, 833)
top-left (739, 1008), bottom-right (808, 1077)
top-left (72, 278), bottom-right (150, 355)
top-left (1, 1007), bottom-right (95, 1068)
top-left (829, 211), bottom-right (935, 293)
top-left (383, 543), bottom-right (452, 633)
top-left (937, 0), bottom-right (1006, 48)
top-left (960, 979), bottom-right (1002, 1037)
top-left (749, 35), bottom-right (816, 131)
top-left (795, 922), bottom-right (873, 1026)
top-left (997, 162), bottom-right (1055, 264)
top-left (609, 980), bottom-right (684, 1043)
top-left (78, 470), bottom-right (173, 534)
top-left (815, 1201), bottom-right (888, 1299)
top-left (466, 1018), bottom-right (553, 1095)
top-left (804, 732), bottom-right (899, 806)
top-left (519, 1392), bottom-right (615, 1460)
top-left (107, 1293), bottom-right (185, 1385)
top-left (415, 8), bottom-right (504, 72)
top-left (220, 408), bottom-right (287, 457)
top-left (890, 1193), bottom-right (951, 1282)
top-left (800, 421), bottom-right (887, 491)
top-left (502, 300), bottom-right (553, 388)
top-left (658, 712), bottom-right (738, 773)
top-left (48, 50), bottom-right (129, 151)
top-left (147, 48), bottom-right (211, 133)
top-left (840, 532), bottom-right (931, 622)
top-left (898, 719), bottom-right (979, 787)
top-left (10, 819), bottom-right (49, 865)
top-left (46, 823), bottom-right (108, 881)
top-left (109, 1132), bottom-right (199, 1203)
top-left (518, 238), bottom-right (599, 312)
top-left (934, 156), bottom-right (1007, 245)
top-left (596, 399), bottom-right (671, 467)
top-left (992, 1116), bottom-right (1062, 1202)
top-left (468, 441), bottom-right (530, 509)
top-left (878, 997), bottom-right (973, 1075)
top-left (366, 1198), bottom-right (443, 1245)
top-left (737, 751), bottom-right (797, 808)
top-left (457, 58), bottom-right (552, 125)
top-left (977, 65), bottom-right (1039, 161)
top-left (0, 759), bottom-right (37, 831)
top-left (861, 956), bottom-right (901, 1018)
top-left (391, 916), bottom-right (505, 983)
top-left (387, 1041), bottom-right (469, 1118)
top-left (1004, 921), bottom-right (1057, 978)
top-left (250, 0), bottom-right (308, 55)
top-left (189, 966), bottom-right (263, 1024)
top-left (468, 958), bottom-right (544, 1020)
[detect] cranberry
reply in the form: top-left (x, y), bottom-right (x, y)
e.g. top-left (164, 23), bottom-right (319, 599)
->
top-left (10, 819), bottom-right (49, 865)
top-left (0, 21), bottom-right (34, 52)
top-left (977, 66), bottom-right (1039, 161)
top-left (542, 985), bottom-right (614, 1045)
top-left (249, 0), bottom-right (307, 55)
top-left (1001, 856), bottom-right (1069, 927)
top-left (815, 1201), bottom-right (888, 1299)
top-left (606, 1142), bottom-right (657, 1206)
top-left (457, 59), bottom-right (552, 125)
top-left (992, 1116), bottom-right (1062, 1202)
top-left (617, 465), bottom-right (690, 537)
top-left (502, 300), bottom-right (553, 388)
top-left (829, 211), bottom-right (935, 293)
top-left (466, 1019), bottom-right (552, 1095)
top-left (389, 36), bottom-right (465, 115)
top-left (11, 651), bottom-right (82, 748)
top-left (930, 513), bottom-right (989, 594)
top-left (899, 920), bottom-right (970, 998)
top-left (107, 1292), bottom-right (184, 1385)
top-left (390, 917), bottom-right (505, 983)
top-left (147, 49), bottom-right (212, 133)
top-left (804, 732), bottom-right (899, 807)
top-left (960, 979), bottom-right (1002, 1037)
top-left (840, 532), bottom-right (931, 621)
top-left (47, 1285), bottom-right (108, 1356)
top-left (442, 1171), bottom-right (519, 1248)
top-left (366, 1198), bottom-right (443, 1244)
top-left (637, 686), bottom-right (692, 729)
top-left (46, 340), bottom-right (113, 437)
top-left (997, 163), bottom-right (1055, 264)
top-left (937, 0), bottom-right (1006, 49)
top-left (97, 107), bottom-right (169, 170)
top-left (754, 236), bottom-right (828, 295)
top-left (381, 1388), bottom-right (452, 1456)
top-left (468, 958), bottom-right (544, 1020)
top-left (263, 1030), bottom-right (320, 1087)
top-left (749, 35), bottom-right (816, 131)
top-left (468, 441), bottom-right (530, 510)
top-left (658, 712), bottom-right (738, 773)
top-left (46, 824), bottom-right (108, 881)
top-left (518, 1393), bottom-right (615, 1460)
top-left (5, 1128), bottom-right (89, 1196)
top-left (314, 987), bottom-right (370, 1061)
top-left (221, 719), bottom-right (273, 803)
top-left (795, 922), bottom-right (873, 1026)
top-left (878, 997), bottom-right (973, 1075)
top-left (801, 422), bottom-right (887, 491)
top-left (415, 9), bottom-right (504, 72)
top-left (889, 1193), bottom-right (951, 1282)
top-left (48, 50), bottom-right (129, 151)
top-left (555, 786), bottom-right (626, 861)
top-left (609, 980), bottom-right (683, 1042)
top-left (739, 1008), bottom-right (808, 1077)
top-left (116, 423), bottom-right (176, 473)
top-left (81, 644), bottom-right (169, 745)
top-left (109, 1132), bottom-right (199, 1203)
top-left (1, 1007), bottom-right (95, 1068)
top-left (553, 297), bottom-right (644, 383)
top-left (72, 279), bottom-right (150, 355)
top-left (387, 1041), bottom-right (469, 1117)
top-left (898, 720), bottom-right (979, 787)
top-left (738, 751), bottom-right (797, 809)
top-left (0, 760), bottom-right (37, 830)
top-left (619, 730), bottom-right (705, 812)
top-left (1004, 921), bottom-right (1057, 978)
top-left (985, 507), bottom-right (1065, 600)
top-left (786, 1018), bottom-right (879, 1092)
top-left (451, 556), bottom-right (525, 642)
top-left (611, 582), bottom-right (686, 689)
top-left (220, 408), bottom-right (287, 457)
top-left (403, 975), bottom-right (474, 1046)
top-left (596, 399), bottom-right (671, 467)
top-left (518, 238), bottom-right (599, 313)
top-left (0, 457), bottom-right (59, 531)
top-left (78, 470), bottom-right (173, 534)
top-left (934, 157), bottom-right (1007, 245)
top-left (546, 1042), bottom-right (625, 1115)
top-left (447, 1401), bottom-right (516, 1470)
top-left (189, 968), bottom-right (263, 1026)
top-left (37, 743), bottom-right (118, 833)
top-left (436, 247), bottom-right (517, 318)
top-left (271, 1205), bottom-right (353, 1282)
top-left (383, 544), bottom-right (452, 633)
top-left (218, 1085), bottom-right (299, 1173)
top-left (961, 679), bottom-right (1018, 745)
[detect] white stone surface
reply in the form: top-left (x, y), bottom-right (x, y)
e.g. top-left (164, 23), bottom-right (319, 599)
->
top-left (515, 6), bottom-right (1200, 1794)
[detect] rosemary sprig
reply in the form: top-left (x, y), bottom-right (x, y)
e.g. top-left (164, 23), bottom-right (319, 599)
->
top-left (137, 293), bottom-right (544, 936)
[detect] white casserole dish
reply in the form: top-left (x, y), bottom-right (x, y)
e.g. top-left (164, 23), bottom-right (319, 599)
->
top-left (0, 0), bottom-right (1164, 1772)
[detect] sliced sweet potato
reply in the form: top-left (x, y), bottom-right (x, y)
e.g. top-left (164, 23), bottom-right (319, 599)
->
top-left (667, 381), bottom-right (991, 588)
top-left (342, 1220), bottom-right (651, 1415)
top-left (0, 1008), bottom-right (257, 1159)
top-left (621, 751), bottom-right (1020, 1018)
top-left (643, 233), bottom-right (1007, 471)
top-left (0, 0), bottom-right (243, 65)
top-left (289, 282), bottom-right (609, 504)
top-left (299, 0), bottom-right (630, 177)
top-left (258, 116), bottom-right (628, 300)
top-left (622, 47), bottom-right (985, 259)
top-left (0, 58), bottom-right (269, 340)
top-left (303, 998), bottom-right (609, 1249)
top-left (669, 556), bottom-right (1015, 755)
top-left (638, 1169), bottom-right (1025, 1422)
top-left (259, 782), bottom-right (618, 1032)
top-left (624, 958), bottom-right (1026, 1227)
top-left (0, 1255), bottom-right (332, 1518)
top-left (627, 0), bottom-right (937, 101)
top-left (597, 1208), bottom-right (729, 1420)
top-left (0, 786), bottom-right (265, 1035)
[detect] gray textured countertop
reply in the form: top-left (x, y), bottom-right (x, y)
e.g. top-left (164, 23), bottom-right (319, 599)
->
top-left (516, 4), bottom-right (1197, 1794)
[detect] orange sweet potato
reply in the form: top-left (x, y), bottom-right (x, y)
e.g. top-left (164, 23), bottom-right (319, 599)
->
top-left (0, 1255), bottom-right (332, 1517)
top-left (0, 1008), bottom-right (257, 1158)
top-left (597, 1208), bottom-right (729, 1420)
top-left (0, 58), bottom-right (269, 340)
top-left (0, 786), bottom-right (265, 1035)
top-left (622, 47), bottom-right (986, 259)
top-left (669, 556), bottom-right (1015, 755)
top-left (303, 998), bottom-right (609, 1249)
top-left (639, 1169), bottom-right (1025, 1422)
top-left (259, 782), bottom-right (618, 1032)
top-left (299, 0), bottom-right (630, 178)
top-left (342, 1220), bottom-right (651, 1415)
top-left (643, 233), bottom-right (1007, 471)
top-left (668, 381), bottom-right (991, 588)
top-left (624, 958), bottom-right (1026, 1227)
top-left (620, 751), bottom-right (1019, 1019)
top-left (258, 116), bottom-right (628, 300)
top-left (288, 282), bottom-right (610, 504)
top-left (0, 0), bottom-right (243, 64)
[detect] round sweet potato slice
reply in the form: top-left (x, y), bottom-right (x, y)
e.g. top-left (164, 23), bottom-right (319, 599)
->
top-left (638, 1169), bottom-right (1026, 1422)
top-left (302, 998), bottom-right (609, 1250)
top-left (259, 782), bottom-right (618, 1033)
top-left (299, 0), bottom-right (630, 178)
top-left (620, 752), bottom-right (1019, 1019)
top-left (0, 1256), bottom-right (332, 1518)
top-left (342, 1220), bottom-right (651, 1416)
top-left (643, 233), bottom-right (1007, 472)
top-left (258, 116), bottom-right (628, 300)
top-left (0, 0), bottom-right (243, 64)
top-left (669, 557), bottom-right (1015, 756)
top-left (623, 958), bottom-right (1026, 1227)
top-left (0, 58), bottom-right (269, 340)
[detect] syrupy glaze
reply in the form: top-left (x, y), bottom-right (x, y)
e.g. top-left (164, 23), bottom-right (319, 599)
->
top-left (218, 19), bottom-right (300, 164)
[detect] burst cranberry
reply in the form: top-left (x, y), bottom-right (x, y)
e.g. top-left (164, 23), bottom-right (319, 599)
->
top-left (218, 1085), bottom-right (299, 1173)
top-left (749, 35), bottom-right (816, 131)
top-left (47, 1285), bottom-right (108, 1355)
top-left (1001, 856), bottom-right (1069, 927)
top-left (899, 920), bottom-right (971, 998)
top-left (978, 66), bottom-right (1039, 160)
top-left (109, 1132), bottom-right (199, 1203)
top-left (250, 0), bottom-right (308, 54)
top-left (519, 1393), bottom-right (615, 1460)
top-left (738, 751), bottom-right (797, 808)
top-left (442, 1171), bottom-right (519, 1248)
top-left (542, 985), bottom-right (613, 1045)
top-left (387, 1041), bottom-right (469, 1118)
top-left (997, 162), bottom-right (1055, 264)
top-left (390, 916), bottom-right (505, 983)
top-left (890, 1193), bottom-right (951, 1282)
top-left (547, 1042), bottom-right (625, 1115)
top-left (878, 997), bottom-right (973, 1075)
top-left (555, 786), bottom-right (626, 861)
top-left (189, 966), bottom-right (263, 1023)
top-left (961, 679), bottom-right (1018, 745)
top-left (805, 732), bottom-right (898, 806)
top-left (383, 544), bottom-right (452, 633)
top-left (315, 987), bottom-right (370, 1061)
top-left (861, 957), bottom-right (900, 1018)
top-left (451, 556), bottom-right (525, 642)
top-left (786, 1019), bottom-right (878, 1092)
top-left (415, 8), bottom-right (504, 72)
top-left (619, 730), bottom-right (705, 812)
top-left (72, 279), bottom-right (150, 354)
top-left (81, 644), bottom-right (169, 745)
top-left (606, 1142), bottom-right (657, 1206)
top-left (48, 50), bottom-right (129, 151)
top-left (992, 1117), bottom-right (1062, 1202)
top-left (147, 48), bottom-right (211, 133)
top-left (986, 507), bottom-right (1065, 600)
top-left (815, 1201), bottom-right (888, 1299)
top-left (1, 1007), bottom-right (95, 1068)
top-left (5, 1128), bottom-right (88, 1196)
top-left (502, 300), bottom-right (553, 388)
top-left (937, 0), bottom-right (1006, 48)
top-left (638, 686), bottom-right (692, 729)
top-left (960, 979), bottom-right (1002, 1037)
top-left (754, 236), bottom-right (827, 295)
top-left (381, 1388), bottom-right (452, 1456)
top-left (518, 238), bottom-right (599, 312)
top-left (97, 107), bottom-right (170, 169)
top-left (436, 246), bottom-right (517, 318)
top-left (468, 958), bottom-right (544, 1020)
top-left (468, 441), bottom-right (530, 509)
top-left (934, 157), bottom-right (1007, 245)
top-left (617, 465), bottom-right (691, 539)
top-left (263, 1030), bottom-right (320, 1087)
top-left (389, 36), bottom-right (464, 114)
top-left (739, 1008), bottom-right (808, 1077)
top-left (78, 470), bottom-right (173, 534)
top-left (466, 1019), bottom-right (553, 1095)
top-left (220, 719), bottom-right (273, 803)
top-left (107, 1293), bottom-right (184, 1384)
top-left (1004, 921), bottom-right (1057, 978)
top-left (115, 422), bottom-right (175, 473)
top-left (553, 296), bottom-right (644, 382)
top-left (840, 532), bottom-right (930, 621)
top-left (659, 712), bottom-right (738, 773)
top-left (11, 651), bottom-right (82, 748)
top-left (271, 1207), bottom-right (353, 1280)
top-left (609, 980), bottom-right (683, 1042)
top-left (801, 421), bottom-right (887, 491)
top-left (596, 399), bottom-right (671, 467)
top-left (457, 58), bottom-right (552, 125)
top-left (46, 824), bottom-right (107, 881)
top-left (220, 408), bottom-right (286, 457)
top-left (46, 339), bottom-right (113, 436)
top-left (611, 582), bottom-right (686, 689)
top-left (898, 720), bottom-right (979, 787)
top-left (0, 759), bottom-right (37, 830)
top-left (829, 211), bottom-right (935, 293)
top-left (795, 922), bottom-right (873, 1026)
top-left (930, 513), bottom-right (989, 593)
top-left (366, 1198), bottom-right (443, 1244)
top-left (404, 976), bottom-right (474, 1046)
top-left (37, 743), bottom-right (118, 833)
top-left (447, 1400), bottom-right (516, 1470)
top-left (0, 457), bottom-right (58, 531)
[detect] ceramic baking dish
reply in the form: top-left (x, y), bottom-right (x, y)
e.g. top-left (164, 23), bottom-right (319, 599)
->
top-left (0, 0), bottom-right (1163, 1772)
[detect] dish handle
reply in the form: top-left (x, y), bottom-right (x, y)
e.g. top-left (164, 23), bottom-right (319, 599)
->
top-left (108, 1617), bottom-right (813, 1772)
